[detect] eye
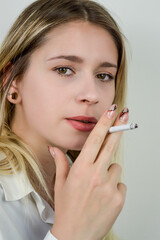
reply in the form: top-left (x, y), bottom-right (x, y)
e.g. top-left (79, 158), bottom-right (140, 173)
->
top-left (55, 67), bottom-right (73, 76)
top-left (96, 73), bottom-right (114, 82)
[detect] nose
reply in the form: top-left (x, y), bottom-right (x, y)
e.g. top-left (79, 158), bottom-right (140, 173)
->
top-left (75, 76), bottom-right (99, 105)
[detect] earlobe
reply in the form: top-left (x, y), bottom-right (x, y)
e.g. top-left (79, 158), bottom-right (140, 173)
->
top-left (8, 92), bottom-right (18, 100)
top-left (7, 79), bottom-right (21, 104)
top-left (7, 89), bottom-right (21, 104)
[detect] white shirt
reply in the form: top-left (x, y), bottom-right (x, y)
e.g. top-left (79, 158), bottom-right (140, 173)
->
top-left (0, 153), bottom-right (73, 240)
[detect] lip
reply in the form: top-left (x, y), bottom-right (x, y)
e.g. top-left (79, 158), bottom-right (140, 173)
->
top-left (66, 119), bottom-right (96, 132)
top-left (65, 116), bottom-right (97, 132)
top-left (66, 116), bottom-right (98, 123)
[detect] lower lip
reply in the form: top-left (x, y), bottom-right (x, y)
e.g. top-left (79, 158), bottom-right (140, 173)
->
top-left (66, 119), bottom-right (96, 132)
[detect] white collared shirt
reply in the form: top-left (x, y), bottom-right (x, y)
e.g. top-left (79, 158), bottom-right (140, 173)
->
top-left (0, 153), bottom-right (73, 240)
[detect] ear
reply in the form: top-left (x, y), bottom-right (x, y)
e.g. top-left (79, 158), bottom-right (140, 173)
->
top-left (7, 79), bottom-right (22, 104)
top-left (3, 62), bottom-right (22, 104)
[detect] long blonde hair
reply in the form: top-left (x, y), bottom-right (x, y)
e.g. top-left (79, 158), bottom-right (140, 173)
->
top-left (0, 0), bottom-right (127, 239)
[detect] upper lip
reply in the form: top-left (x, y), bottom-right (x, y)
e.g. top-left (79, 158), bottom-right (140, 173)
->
top-left (66, 116), bottom-right (98, 123)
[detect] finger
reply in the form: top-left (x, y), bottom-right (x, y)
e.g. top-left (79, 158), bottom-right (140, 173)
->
top-left (48, 146), bottom-right (70, 196)
top-left (115, 183), bottom-right (127, 210)
top-left (94, 108), bottom-right (129, 172)
top-left (117, 182), bottom-right (127, 197)
top-left (107, 163), bottom-right (122, 186)
top-left (78, 104), bottom-right (118, 164)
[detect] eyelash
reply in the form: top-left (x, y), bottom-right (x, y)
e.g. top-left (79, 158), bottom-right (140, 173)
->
top-left (53, 66), bottom-right (74, 76)
top-left (53, 66), bottom-right (114, 82)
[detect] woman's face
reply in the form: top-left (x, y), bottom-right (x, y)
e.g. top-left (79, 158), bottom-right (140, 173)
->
top-left (11, 21), bottom-right (118, 153)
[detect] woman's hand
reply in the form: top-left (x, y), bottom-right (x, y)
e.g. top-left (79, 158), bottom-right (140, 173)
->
top-left (49, 104), bottom-right (129, 240)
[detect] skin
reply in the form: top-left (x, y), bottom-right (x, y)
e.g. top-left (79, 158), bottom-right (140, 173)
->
top-left (51, 107), bottom-right (128, 240)
top-left (8, 21), bottom-right (129, 238)
top-left (8, 21), bottom-right (117, 186)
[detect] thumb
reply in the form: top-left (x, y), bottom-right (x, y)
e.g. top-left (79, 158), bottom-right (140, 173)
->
top-left (48, 146), bottom-right (70, 191)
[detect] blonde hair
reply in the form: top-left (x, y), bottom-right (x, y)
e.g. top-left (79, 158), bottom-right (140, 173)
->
top-left (0, 0), bottom-right (127, 239)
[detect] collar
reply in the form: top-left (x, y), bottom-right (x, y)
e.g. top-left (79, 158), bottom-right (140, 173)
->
top-left (0, 170), bottom-right (34, 201)
top-left (0, 152), bottom-right (73, 224)
top-left (0, 152), bottom-right (73, 202)
top-left (0, 168), bottom-right (55, 224)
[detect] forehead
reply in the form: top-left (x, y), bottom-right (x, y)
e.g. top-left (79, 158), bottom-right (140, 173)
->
top-left (32, 21), bottom-right (118, 64)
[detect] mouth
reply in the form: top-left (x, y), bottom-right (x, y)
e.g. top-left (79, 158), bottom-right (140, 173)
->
top-left (66, 115), bottom-right (97, 123)
top-left (65, 118), bottom-right (97, 132)
top-left (70, 119), bottom-right (93, 123)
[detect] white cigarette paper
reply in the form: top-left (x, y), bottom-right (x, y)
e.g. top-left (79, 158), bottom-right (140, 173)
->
top-left (109, 123), bottom-right (138, 133)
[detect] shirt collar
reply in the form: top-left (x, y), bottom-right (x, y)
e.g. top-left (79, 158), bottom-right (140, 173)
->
top-left (0, 169), bottom-right (34, 201)
top-left (0, 152), bottom-right (73, 202)
top-left (0, 152), bottom-right (73, 224)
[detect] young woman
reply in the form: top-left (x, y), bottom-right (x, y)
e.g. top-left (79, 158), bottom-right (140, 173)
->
top-left (0, 0), bottom-right (128, 239)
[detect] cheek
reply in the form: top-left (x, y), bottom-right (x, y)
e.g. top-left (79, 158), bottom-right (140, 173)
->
top-left (103, 81), bottom-right (116, 106)
top-left (99, 82), bottom-right (115, 115)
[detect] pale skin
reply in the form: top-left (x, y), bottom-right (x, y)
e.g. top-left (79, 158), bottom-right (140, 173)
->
top-left (7, 21), bottom-right (128, 239)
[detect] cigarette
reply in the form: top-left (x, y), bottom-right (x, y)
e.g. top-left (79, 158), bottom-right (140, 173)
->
top-left (109, 123), bottom-right (138, 133)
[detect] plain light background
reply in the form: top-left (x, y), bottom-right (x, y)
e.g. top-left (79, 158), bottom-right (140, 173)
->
top-left (0, 0), bottom-right (160, 240)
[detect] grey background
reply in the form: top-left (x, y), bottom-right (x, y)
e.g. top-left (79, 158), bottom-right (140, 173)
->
top-left (0, 0), bottom-right (160, 239)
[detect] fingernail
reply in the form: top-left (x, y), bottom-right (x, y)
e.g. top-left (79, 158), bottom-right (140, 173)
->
top-left (48, 146), bottom-right (55, 158)
top-left (119, 107), bottom-right (129, 122)
top-left (107, 104), bottom-right (117, 119)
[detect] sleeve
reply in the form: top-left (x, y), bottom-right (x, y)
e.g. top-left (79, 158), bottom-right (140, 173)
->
top-left (43, 230), bottom-right (58, 240)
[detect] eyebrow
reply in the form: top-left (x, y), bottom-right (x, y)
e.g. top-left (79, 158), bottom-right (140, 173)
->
top-left (47, 55), bottom-right (117, 69)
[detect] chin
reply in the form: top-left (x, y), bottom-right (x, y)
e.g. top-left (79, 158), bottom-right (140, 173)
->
top-left (54, 134), bottom-right (87, 152)
top-left (64, 141), bottom-right (84, 152)
top-left (69, 147), bottom-right (82, 151)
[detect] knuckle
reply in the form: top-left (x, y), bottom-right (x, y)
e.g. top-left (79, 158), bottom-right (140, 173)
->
top-left (109, 163), bottom-right (122, 173)
top-left (114, 183), bottom-right (127, 209)
top-left (72, 164), bottom-right (84, 179)
top-left (119, 183), bottom-right (127, 195)
top-left (90, 174), bottom-right (103, 188)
